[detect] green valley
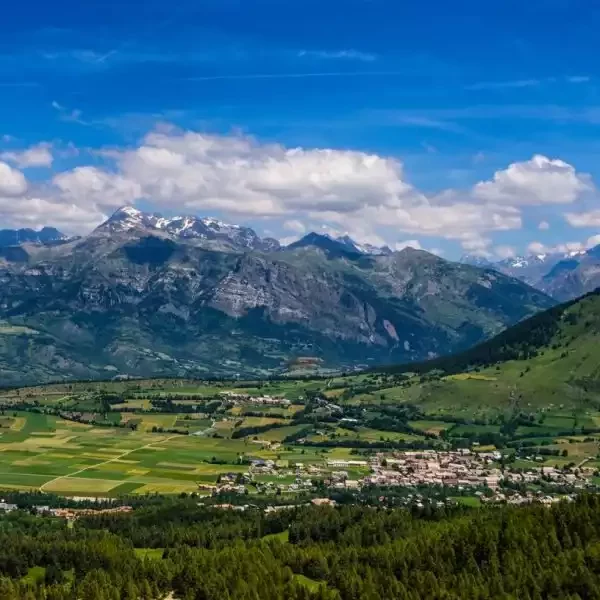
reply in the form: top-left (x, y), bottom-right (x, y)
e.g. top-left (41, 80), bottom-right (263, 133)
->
top-left (0, 289), bottom-right (597, 500)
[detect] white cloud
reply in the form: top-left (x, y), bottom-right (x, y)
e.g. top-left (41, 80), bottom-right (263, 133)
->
top-left (473, 155), bottom-right (592, 205)
top-left (28, 129), bottom-right (530, 245)
top-left (494, 245), bottom-right (517, 259)
top-left (587, 234), bottom-right (600, 248)
top-left (283, 219), bottom-right (306, 234)
top-left (458, 234), bottom-right (493, 257)
top-left (0, 128), bottom-right (597, 254)
top-left (115, 131), bottom-right (414, 217)
top-left (526, 235), bottom-right (600, 255)
top-left (395, 239), bottom-right (422, 251)
top-left (53, 166), bottom-right (142, 211)
top-left (527, 240), bottom-right (584, 255)
top-left (0, 161), bottom-right (27, 196)
top-left (0, 143), bottom-right (53, 168)
top-left (564, 210), bottom-right (600, 227)
top-left (538, 220), bottom-right (550, 230)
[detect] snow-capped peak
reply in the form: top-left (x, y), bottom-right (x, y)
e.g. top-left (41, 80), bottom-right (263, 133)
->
top-left (509, 256), bottom-right (528, 268)
top-left (99, 206), bottom-right (279, 251)
top-left (118, 206), bottom-right (143, 218)
top-left (105, 206), bottom-right (148, 231)
top-left (336, 234), bottom-right (392, 255)
top-left (202, 217), bottom-right (241, 230)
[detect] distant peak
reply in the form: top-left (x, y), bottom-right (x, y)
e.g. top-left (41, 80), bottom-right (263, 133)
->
top-left (287, 232), bottom-right (361, 257)
top-left (96, 206), bottom-right (278, 251)
top-left (111, 206), bottom-right (143, 219)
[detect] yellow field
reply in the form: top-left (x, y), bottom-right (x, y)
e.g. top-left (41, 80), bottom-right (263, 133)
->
top-left (43, 478), bottom-right (122, 494)
top-left (10, 417), bottom-right (26, 431)
top-left (111, 399), bottom-right (152, 410)
top-left (136, 482), bottom-right (200, 494)
top-left (136, 414), bottom-right (177, 431)
top-left (157, 462), bottom-right (197, 470)
top-left (241, 416), bottom-right (286, 427)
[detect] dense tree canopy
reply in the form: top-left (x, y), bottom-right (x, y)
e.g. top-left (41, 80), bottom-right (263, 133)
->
top-left (1, 495), bottom-right (600, 598)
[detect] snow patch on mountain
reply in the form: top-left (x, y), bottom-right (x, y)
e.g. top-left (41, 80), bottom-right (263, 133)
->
top-left (336, 235), bottom-right (392, 256)
top-left (101, 206), bottom-right (279, 251)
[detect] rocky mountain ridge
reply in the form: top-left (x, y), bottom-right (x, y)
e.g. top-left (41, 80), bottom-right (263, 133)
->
top-left (461, 246), bottom-right (600, 301)
top-left (100, 206), bottom-right (281, 252)
top-left (0, 227), bottom-right (67, 247)
top-left (0, 207), bottom-right (555, 385)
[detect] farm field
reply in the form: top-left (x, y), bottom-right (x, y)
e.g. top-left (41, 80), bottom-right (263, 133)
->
top-left (0, 411), bottom-right (311, 496)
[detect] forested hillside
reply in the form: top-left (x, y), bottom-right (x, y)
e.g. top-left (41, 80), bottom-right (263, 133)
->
top-left (1, 496), bottom-right (600, 599)
top-left (359, 288), bottom-right (600, 419)
top-left (378, 288), bottom-right (600, 377)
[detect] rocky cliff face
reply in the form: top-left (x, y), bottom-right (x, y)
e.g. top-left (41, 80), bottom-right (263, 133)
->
top-left (0, 209), bottom-right (554, 385)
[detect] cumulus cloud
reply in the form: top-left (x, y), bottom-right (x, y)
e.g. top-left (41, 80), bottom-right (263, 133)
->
top-left (0, 128), bottom-right (597, 253)
top-left (527, 240), bottom-right (581, 255)
top-left (526, 235), bottom-right (600, 255)
top-left (283, 219), bottom-right (306, 234)
top-left (564, 210), bottom-right (600, 227)
top-left (538, 220), bottom-right (550, 230)
top-left (587, 234), bottom-right (600, 248)
top-left (494, 245), bottom-right (517, 259)
top-left (53, 166), bottom-right (142, 211)
top-left (395, 239), bottom-right (422, 251)
top-left (0, 143), bottom-right (53, 168)
top-left (3, 129), bottom-right (530, 244)
top-left (457, 234), bottom-right (493, 257)
top-left (0, 196), bottom-right (103, 231)
top-left (0, 161), bottom-right (27, 196)
top-left (473, 155), bottom-right (593, 205)
top-left (114, 131), bottom-right (415, 217)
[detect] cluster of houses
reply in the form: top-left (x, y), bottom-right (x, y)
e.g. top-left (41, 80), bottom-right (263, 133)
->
top-left (209, 447), bottom-right (599, 500)
top-left (0, 500), bottom-right (133, 520)
top-left (219, 391), bottom-right (291, 407)
top-left (481, 491), bottom-right (575, 505)
top-left (364, 450), bottom-right (503, 489)
top-left (503, 464), bottom-right (593, 487)
top-left (214, 458), bottom-right (320, 495)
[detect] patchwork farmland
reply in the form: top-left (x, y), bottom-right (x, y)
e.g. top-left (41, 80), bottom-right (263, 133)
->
top-left (0, 369), bottom-right (599, 499)
top-left (0, 411), bottom-right (285, 496)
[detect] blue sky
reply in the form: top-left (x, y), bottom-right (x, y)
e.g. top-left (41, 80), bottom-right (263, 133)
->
top-left (0, 0), bottom-right (599, 258)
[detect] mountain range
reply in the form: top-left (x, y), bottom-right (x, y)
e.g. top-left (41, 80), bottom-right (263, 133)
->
top-left (461, 247), bottom-right (600, 301)
top-left (0, 206), bottom-right (553, 385)
top-left (0, 227), bottom-right (66, 247)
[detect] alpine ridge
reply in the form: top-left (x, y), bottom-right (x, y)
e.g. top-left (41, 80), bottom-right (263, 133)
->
top-left (461, 246), bottom-right (600, 301)
top-left (0, 207), bottom-right (554, 385)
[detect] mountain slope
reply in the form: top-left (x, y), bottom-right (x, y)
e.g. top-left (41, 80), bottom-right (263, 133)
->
top-left (0, 209), bottom-right (554, 385)
top-left (376, 288), bottom-right (600, 416)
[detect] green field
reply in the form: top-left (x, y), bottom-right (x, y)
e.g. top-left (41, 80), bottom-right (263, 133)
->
top-left (0, 411), bottom-right (319, 496)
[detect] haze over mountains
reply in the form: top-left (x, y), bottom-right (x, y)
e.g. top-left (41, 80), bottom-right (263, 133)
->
top-left (0, 206), bottom-right (554, 385)
top-left (462, 247), bottom-right (600, 301)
